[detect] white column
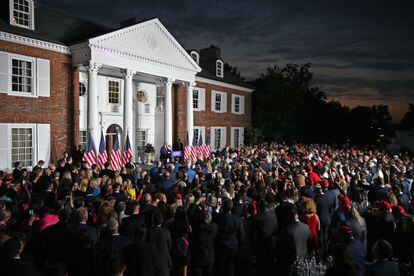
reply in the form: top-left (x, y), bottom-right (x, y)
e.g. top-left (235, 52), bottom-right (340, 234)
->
top-left (123, 69), bottom-right (136, 156)
top-left (87, 61), bottom-right (102, 148)
top-left (164, 78), bottom-right (174, 146)
top-left (186, 82), bottom-right (195, 143)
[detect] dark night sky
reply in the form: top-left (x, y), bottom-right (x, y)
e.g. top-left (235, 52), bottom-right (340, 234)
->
top-left (41, 0), bottom-right (414, 121)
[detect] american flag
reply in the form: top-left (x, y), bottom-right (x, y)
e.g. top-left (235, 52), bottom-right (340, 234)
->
top-left (184, 131), bottom-right (192, 160)
top-left (202, 136), bottom-right (212, 159)
top-left (191, 133), bottom-right (199, 161)
top-left (122, 133), bottom-right (132, 165)
top-left (97, 131), bottom-right (107, 170)
top-left (198, 135), bottom-right (205, 160)
top-left (110, 133), bottom-right (122, 171)
top-left (82, 132), bottom-right (96, 169)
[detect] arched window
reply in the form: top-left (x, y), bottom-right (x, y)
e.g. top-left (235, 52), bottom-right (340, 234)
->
top-left (79, 82), bottom-right (87, 96)
top-left (216, 60), bottom-right (223, 78)
top-left (190, 51), bottom-right (199, 64)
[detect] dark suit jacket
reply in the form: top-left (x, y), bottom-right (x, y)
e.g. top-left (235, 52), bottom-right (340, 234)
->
top-left (146, 226), bottom-right (172, 272)
top-left (123, 240), bottom-right (157, 276)
top-left (278, 220), bottom-right (311, 268)
top-left (42, 221), bottom-right (72, 262)
top-left (0, 258), bottom-right (39, 276)
top-left (366, 260), bottom-right (399, 276)
top-left (71, 223), bottom-right (98, 246)
top-left (120, 214), bottom-right (145, 240)
top-left (95, 234), bottom-right (131, 275)
top-left (190, 223), bottom-right (218, 268)
top-left (314, 193), bottom-right (334, 226)
top-left (275, 201), bottom-right (296, 230)
top-left (213, 211), bottom-right (245, 253)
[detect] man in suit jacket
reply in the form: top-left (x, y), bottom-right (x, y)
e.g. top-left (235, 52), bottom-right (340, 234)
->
top-left (278, 205), bottom-right (311, 275)
top-left (253, 200), bottom-right (278, 276)
top-left (99, 162), bottom-right (115, 178)
top-left (213, 198), bottom-right (245, 276)
top-left (71, 207), bottom-right (98, 246)
top-left (314, 184), bottom-right (334, 257)
top-left (0, 236), bottom-right (39, 276)
top-left (146, 211), bottom-right (172, 276)
top-left (123, 225), bottom-right (157, 276)
top-left (120, 201), bottom-right (145, 240)
top-left (159, 142), bottom-right (171, 163)
top-left (189, 211), bottom-right (218, 276)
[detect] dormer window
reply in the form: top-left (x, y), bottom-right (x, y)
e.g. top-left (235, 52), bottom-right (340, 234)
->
top-left (190, 51), bottom-right (199, 64)
top-left (10, 0), bottom-right (34, 30)
top-left (216, 60), bottom-right (223, 78)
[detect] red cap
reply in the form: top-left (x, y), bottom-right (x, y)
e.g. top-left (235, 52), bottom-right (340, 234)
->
top-left (338, 194), bottom-right (351, 211)
top-left (322, 179), bottom-right (329, 188)
top-left (3, 174), bottom-right (13, 181)
top-left (176, 193), bottom-right (182, 199)
top-left (376, 200), bottom-right (392, 211)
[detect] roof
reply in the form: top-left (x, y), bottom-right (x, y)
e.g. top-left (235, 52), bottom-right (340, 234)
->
top-left (0, 2), bottom-right (110, 45)
top-left (196, 69), bottom-right (254, 89)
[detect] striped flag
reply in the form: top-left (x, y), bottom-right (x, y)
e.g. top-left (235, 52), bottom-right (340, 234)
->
top-left (191, 133), bottom-right (199, 161)
top-left (82, 133), bottom-right (96, 169)
top-left (184, 131), bottom-right (192, 160)
top-left (198, 135), bottom-right (205, 160)
top-left (202, 136), bottom-right (212, 159)
top-left (97, 131), bottom-right (108, 170)
top-left (122, 133), bottom-right (132, 165)
top-left (110, 133), bottom-right (122, 171)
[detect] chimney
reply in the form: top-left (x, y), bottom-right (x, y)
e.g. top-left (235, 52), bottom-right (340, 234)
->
top-left (120, 17), bottom-right (141, 28)
top-left (200, 45), bottom-right (221, 61)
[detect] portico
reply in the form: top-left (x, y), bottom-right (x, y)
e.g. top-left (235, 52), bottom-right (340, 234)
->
top-left (71, 18), bottom-right (201, 160)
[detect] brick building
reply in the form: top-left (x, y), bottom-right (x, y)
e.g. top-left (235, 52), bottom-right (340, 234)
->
top-left (0, 0), bottom-right (253, 170)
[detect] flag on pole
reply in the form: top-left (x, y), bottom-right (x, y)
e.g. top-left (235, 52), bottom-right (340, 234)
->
top-left (122, 133), bottom-right (132, 165)
top-left (97, 130), bottom-right (108, 170)
top-left (83, 132), bottom-right (96, 169)
top-left (110, 133), bottom-right (122, 171)
top-left (184, 131), bottom-right (191, 160)
top-left (203, 136), bottom-right (212, 159)
top-left (191, 133), bottom-right (199, 161)
top-left (198, 135), bottom-right (205, 160)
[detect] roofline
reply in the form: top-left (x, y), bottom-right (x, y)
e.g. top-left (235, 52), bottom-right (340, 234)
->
top-left (0, 30), bottom-right (71, 54)
top-left (195, 76), bottom-right (254, 92)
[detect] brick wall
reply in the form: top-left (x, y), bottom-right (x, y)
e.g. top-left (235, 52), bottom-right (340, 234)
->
top-left (173, 82), bottom-right (252, 144)
top-left (0, 40), bottom-right (75, 162)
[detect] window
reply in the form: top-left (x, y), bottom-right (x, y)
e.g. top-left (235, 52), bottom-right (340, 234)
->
top-left (156, 86), bottom-right (165, 111)
top-left (193, 128), bottom-right (200, 143)
top-left (144, 104), bottom-right (151, 113)
top-left (11, 127), bottom-right (33, 167)
top-left (190, 51), bottom-right (199, 64)
top-left (193, 89), bottom-right (199, 109)
top-left (79, 82), bottom-right (87, 96)
top-left (108, 80), bottom-right (120, 104)
top-left (214, 128), bottom-right (222, 150)
top-left (216, 60), bottom-right (223, 78)
top-left (232, 95), bottom-right (244, 114)
top-left (231, 127), bottom-right (244, 147)
top-left (215, 93), bottom-right (222, 111)
top-left (79, 130), bottom-right (87, 147)
top-left (136, 130), bottom-right (147, 150)
top-left (11, 58), bottom-right (33, 94)
top-left (193, 126), bottom-right (205, 144)
top-left (10, 0), bottom-right (34, 29)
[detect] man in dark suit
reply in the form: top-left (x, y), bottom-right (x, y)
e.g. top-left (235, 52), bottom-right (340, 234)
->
top-left (95, 218), bottom-right (131, 276)
top-left (146, 211), bottom-right (172, 276)
top-left (0, 236), bottom-right (39, 276)
top-left (71, 207), bottom-right (98, 246)
top-left (112, 183), bottom-right (127, 204)
top-left (278, 205), bottom-right (311, 275)
top-left (159, 142), bottom-right (171, 163)
top-left (213, 198), bottom-right (245, 276)
top-left (314, 184), bottom-right (334, 258)
top-left (189, 211), bottom-right (218, 276)
top-left (121, 201), bottom-right (145, 240)
top-left (252, 200), bottom-right (278, 276)
top-left (99, 162), bottom-right (115, 178)
top-left (123, 225), bottom-right (157, 276)
top-left (275, 196), bottom-right (297, 230)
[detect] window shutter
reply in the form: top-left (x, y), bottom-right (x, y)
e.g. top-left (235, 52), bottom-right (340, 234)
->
top-left (222, 127), bottom-right (227, 147)
top-left (241, 95), bottom-right (245, 114)
top-left (0, 52), bottom-right (9, 93)
top-left (36, 124), bottom-right (51, 165)
top-left (211, 91), bottom-right (215, 111)
top-left (36, 58), bottom-right (50, 97)
top-left (230, 128), bottom-right (235, 147)
top-left (240, 128), bottom-right (245, 145)
top-left (199, 89), bottom-right (205, 111)
top-left (222, 93), bottom-right (227, 113)
top-left (0, 124), bottom-right (10, 170)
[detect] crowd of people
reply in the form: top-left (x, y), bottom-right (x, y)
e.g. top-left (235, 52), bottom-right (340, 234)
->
top-left (0, 142), bottom-right (413, 276)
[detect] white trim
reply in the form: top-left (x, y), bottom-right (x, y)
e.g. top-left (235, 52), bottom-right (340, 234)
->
top-left (8, 52), bottom-right (37, 97)
top-left (195, 76), bottom-right (253, 92)
top-left (211, 90), bottom-right (227, 113)
top-left (0, 31), bottom-right (71, 54)
top-left (9, 0), bottom-right (35, 30)
top-left (231, 94), bottom-right (243, 114)
top-left (210, 126), bottom-right (226, 151)
top-left (7, 123), bottom-right (37, 170)
top-left (230, 127), bottom-right (244, 147)
top-left (193, 126), bottom-right (206, 144)
top-left (216, 60), bottom-right (223, 78)
top-left (190, 51), bottom-right (199, 64)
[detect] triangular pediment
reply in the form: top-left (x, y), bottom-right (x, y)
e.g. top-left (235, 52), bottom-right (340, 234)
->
top-left (89, 18), bottom-right (201, 73)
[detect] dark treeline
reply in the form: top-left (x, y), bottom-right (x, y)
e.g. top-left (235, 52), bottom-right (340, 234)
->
top-left (249, 63), bottom-right (399, 146)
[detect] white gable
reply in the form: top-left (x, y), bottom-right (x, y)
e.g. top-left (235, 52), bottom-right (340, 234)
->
top-left (87, 18), bottom-right (201, 80)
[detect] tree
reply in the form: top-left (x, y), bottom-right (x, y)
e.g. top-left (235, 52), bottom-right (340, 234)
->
top-left (224, 62), bottom-right (246, 81)
top-left (401, 103), bottom-right (414, 130)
